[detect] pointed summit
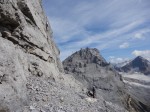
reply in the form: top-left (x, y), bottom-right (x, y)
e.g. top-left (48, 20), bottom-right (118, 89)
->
top-left (63, 48), bottom-right (108, 68)
top-left (134, 56), bottom-right (147, 62)
top-left (132, 56), bottom-right (149, 67)
top-left (136, 56), bottom-right (144, 59)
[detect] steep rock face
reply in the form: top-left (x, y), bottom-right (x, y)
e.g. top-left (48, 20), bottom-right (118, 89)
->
top-left (0, 0), bottom-right (64, 111)
top-left (120, 56), bottom-right (150, 75)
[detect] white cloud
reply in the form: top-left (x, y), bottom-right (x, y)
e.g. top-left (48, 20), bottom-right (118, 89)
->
top-left (67, 20), bottom-right (143, 49)
top-left (134, 33), bottom-right (143, 39)
top-left (119, 42), bottom-right (129, 49)
top-left (109, 56), bottom-right (129, 64)
top-left (132, 50), bottom-right (150, 61)
top-left (134, 29), bottom-right (150, 39)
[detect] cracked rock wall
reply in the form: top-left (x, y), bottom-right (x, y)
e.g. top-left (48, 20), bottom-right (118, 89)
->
top-left (0, 0), bottom-right (63, 111)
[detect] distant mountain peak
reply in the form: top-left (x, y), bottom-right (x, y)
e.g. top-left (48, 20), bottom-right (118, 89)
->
top-left (63, 48), bottom-right (108, 66)
top-left (84, 47), bottom-right (100, 54)
top-left (136, 56), bottom-right (143, 59)
top-left (78, 48), bottom-right (100, 57)
top-left (134, 56), bottom-right (146, 61)
top-left (131, 56), bottom-right (149, 67)
top-left (119, 56), bottom-right (150, 75)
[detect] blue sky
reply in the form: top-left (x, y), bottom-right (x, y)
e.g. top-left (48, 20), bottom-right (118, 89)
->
top-left (43, 0), bottom-right (150, 63)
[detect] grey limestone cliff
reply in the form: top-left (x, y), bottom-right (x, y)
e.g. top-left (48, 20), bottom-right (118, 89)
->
top-left (0, 0), bottom-right (75, 111)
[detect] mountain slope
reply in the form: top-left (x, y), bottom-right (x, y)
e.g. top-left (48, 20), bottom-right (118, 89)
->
top-left (63, 48), bottom-right (150, 112)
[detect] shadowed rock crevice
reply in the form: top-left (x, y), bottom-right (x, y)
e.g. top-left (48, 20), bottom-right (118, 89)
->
top-left (0, 13), bottom-right (19, 32)
top-left (0, 30), bottom-right (55, 63)
top-left (17, 1), bottom-right (37, 26)
top-left (0, 3), bottom-right (20, 32)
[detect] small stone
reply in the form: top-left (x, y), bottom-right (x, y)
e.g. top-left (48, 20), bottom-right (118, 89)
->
top-left (26, 83), bottom-right (32, 89)
top-left (29, 106), bottom-right (35, 110)
top-left (60, 97), bottom-right (64, 103)
top-left (35, 87), bottom-right (40, 91)
top-left (40, 109), bottom-right (46, 112)
top-left (34, 97), bottom-right (40, 102)
top-left (13, 77), bottom-right (17, 81)
top-left (42, 96), bottom-right (48, 102)
top-left (12, 32), bottom-right (20, 38)
top-left (2, 31), bottom-right (11, 37)
top-left (37, 70), bottom-right (43, 77)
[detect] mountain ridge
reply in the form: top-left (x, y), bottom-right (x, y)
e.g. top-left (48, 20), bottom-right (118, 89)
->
top-left (117, 56), bottom-right (150, 75)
